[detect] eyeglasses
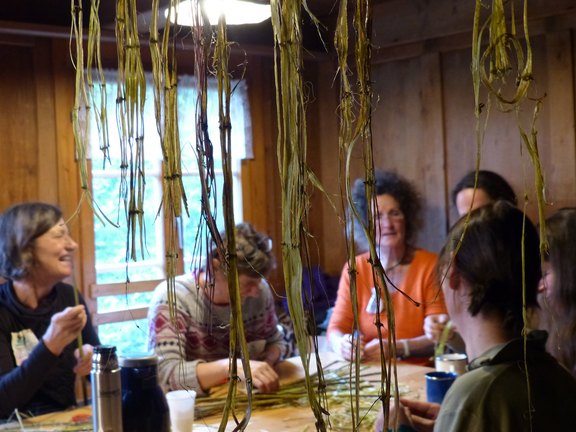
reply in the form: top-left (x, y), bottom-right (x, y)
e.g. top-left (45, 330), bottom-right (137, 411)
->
top-left (375, 209), bottom-right (404, 221)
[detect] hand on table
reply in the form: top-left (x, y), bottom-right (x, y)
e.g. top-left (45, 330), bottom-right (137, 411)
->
top-left (374, 398), bottom-right (440, 432)
top-left (362, 338), bottom-right (389, 362)
top-left (336, 333), bottom-right (366, 361)
top-left (74, 344), bottom-right (95, 376)
top-left (42, 305), bottom-right (87, 356)
top-left (238, 360), bottom-right (279, 393)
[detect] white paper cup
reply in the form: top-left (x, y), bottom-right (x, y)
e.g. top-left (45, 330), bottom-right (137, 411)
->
top-left (166, 390), bottom-right (196, 432)
top-left (435, 353), bottom-right (468, 375)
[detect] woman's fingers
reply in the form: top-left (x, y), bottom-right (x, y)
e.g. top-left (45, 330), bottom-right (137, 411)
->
top-left (43, 305), bottom-right (87, 355)
top-left (238, 360), bottom-right (280, 393)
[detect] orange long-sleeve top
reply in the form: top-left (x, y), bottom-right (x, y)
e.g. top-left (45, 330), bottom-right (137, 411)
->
top-left (327, 249), bottom-right (447, 353)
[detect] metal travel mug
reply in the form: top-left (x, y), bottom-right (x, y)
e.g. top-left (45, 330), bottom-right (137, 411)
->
top-left (91, 345), bottom-right (124, 432)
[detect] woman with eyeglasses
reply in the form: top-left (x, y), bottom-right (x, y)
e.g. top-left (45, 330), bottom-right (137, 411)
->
top-left (327, 171), bottom-right (447, 364)
top-left (147, 222), bottom-right (287, 396)
top-left (0, 202), bottom-right (99, 418)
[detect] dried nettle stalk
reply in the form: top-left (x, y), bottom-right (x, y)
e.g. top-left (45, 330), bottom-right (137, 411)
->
top-left (115, 0), bottom-right (147, 263)
top-left (69, 0), bottom-right (110, 388)
top-left (70, 0), bottom-right (113, 223)
top-left (334, 0), bottom-right (400, 430)
top-left (214, 9), bottom-right (256, 432)
top-left (472, 1), bottom-right (544, 427)
top-left (471, 1), bottom-right (547, 278)
top-left (181, 2), bottom-right (253, 430)
top-left (270, 1), bottom-right (328, 430)
top-left (472, 0), bottom-right (545, 242)
top-left (149, 0), bottom-right (189, 318)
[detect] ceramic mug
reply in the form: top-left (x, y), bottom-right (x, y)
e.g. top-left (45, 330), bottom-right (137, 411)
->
top-left (426, 371), bottom-right (457, 404)
top-left (435, 353), bottom-right (468, 375)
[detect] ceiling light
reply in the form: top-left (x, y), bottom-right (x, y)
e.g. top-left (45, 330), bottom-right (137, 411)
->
top-left (166, 0), bottom-right (271, 26)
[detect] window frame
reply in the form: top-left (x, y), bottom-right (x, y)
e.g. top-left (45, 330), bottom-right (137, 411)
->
top-left (79, 72), bottom-right (249, 346)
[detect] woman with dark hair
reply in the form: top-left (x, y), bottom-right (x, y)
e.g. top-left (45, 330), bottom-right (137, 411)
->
top-left (327, 171), bottom-right (447, 364)
top-left (375, 202), bottom-right (576, 431)
top-left (425, 170), bottom-right (517, 347)
top-left (0, 202), bottom-right (99, 418)
top-left (451, 169), bottom-right (517, 217)
top-left (539, 208), bottom-right (576, 377)
top-left (148, 222), bottom-right (287, 395)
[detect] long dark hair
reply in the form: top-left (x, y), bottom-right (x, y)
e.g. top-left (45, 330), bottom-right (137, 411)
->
top-left (439, 201), bottom-right (540, 337)
top-left (542, 208), bottom-right (576, 376)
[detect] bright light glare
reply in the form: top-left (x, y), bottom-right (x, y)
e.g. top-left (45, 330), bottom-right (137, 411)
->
top-left (166, 0), bottom-right (271, 26)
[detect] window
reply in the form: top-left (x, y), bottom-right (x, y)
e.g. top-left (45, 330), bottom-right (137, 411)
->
top-left (86, 71), bottom-right (250, 355)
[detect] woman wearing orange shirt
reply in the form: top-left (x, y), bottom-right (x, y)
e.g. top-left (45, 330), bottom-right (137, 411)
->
top-left (327, 171), bottom-right (447, 364)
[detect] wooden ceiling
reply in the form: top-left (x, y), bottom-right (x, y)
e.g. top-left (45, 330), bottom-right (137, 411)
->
top-left (0, 0), bottom-right (389, 52)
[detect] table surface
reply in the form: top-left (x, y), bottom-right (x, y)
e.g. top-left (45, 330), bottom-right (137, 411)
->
top-left (0, 351), bottom-right (431, 432)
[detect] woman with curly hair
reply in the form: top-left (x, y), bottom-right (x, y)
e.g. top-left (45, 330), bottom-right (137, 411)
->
top-left (327, 171), bottom-right (447, 364)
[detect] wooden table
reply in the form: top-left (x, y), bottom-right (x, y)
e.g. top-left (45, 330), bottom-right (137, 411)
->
top-left (0, 352), bottom-right (431, 432)
top-left (196, 351), bottom-right (430, 431)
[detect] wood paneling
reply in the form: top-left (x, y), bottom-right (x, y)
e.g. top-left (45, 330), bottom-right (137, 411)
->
top-left (372, 0), bottom-right (576, 49)
top-left (0, 41), bottom-right (40, 207)
top-left (368, 52), bottom-right (447, 253)
top-left (308, 59), bottom-right (344, 276)
top-left (543, 30), bottom-right (576, 210)
top-left (241, 55), bottom-right (285, 293)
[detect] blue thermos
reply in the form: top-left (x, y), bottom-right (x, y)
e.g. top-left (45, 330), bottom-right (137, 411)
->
top-left (119, 354), bottom-right (170, 432)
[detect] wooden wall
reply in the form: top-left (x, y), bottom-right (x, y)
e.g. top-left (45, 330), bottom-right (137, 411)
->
top-left (310, 0), bottom-right (576, 276)
top-left (0, 35), bottom-right (88, 288)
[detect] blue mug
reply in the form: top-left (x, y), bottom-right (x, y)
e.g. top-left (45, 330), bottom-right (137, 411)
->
top-left (426, 371), bottom-right (457, 403)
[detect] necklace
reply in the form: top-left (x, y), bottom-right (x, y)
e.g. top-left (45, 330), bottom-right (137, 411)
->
top-left (385, 260), bottom-right (403, 273)
top-left (383, 245), bottom-right (415, 271)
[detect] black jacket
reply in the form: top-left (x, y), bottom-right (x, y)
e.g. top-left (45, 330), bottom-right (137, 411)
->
top-left (0, 281), bottom-right (100, 418)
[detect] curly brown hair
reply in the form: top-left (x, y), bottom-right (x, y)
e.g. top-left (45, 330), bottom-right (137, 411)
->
top-left (210, 222), bottom-right (275, 278)
top-left (349, 170), bottom-right (422, 251)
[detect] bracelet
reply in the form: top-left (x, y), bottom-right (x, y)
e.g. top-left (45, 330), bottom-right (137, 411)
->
top-left (400, 339), bottom-right (410, 359)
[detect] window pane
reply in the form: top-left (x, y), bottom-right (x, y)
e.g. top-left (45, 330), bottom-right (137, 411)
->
top-left (92, 174), bottom-right (165, 283)
top-left (89, 71), bottom-right (248, 352)
top-left (96, 291), bottom-right (154, 313)
top-left (97, 319), bottom-right (149, 357)
top-left (181, 174), bottom-right (227, 269)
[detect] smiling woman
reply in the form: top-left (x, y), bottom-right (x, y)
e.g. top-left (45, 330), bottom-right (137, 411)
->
top-left (0, 202), bottom-right (100, 419)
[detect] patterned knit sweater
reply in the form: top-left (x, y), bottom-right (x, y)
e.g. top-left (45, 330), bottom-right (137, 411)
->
top-left (147, 274), bottom-right (287, 395)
